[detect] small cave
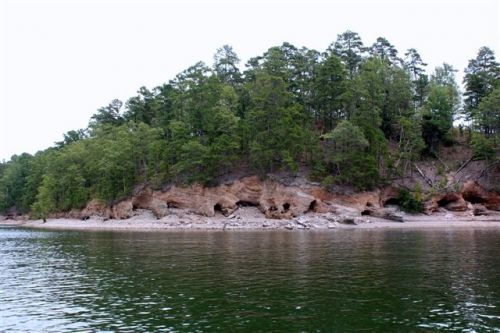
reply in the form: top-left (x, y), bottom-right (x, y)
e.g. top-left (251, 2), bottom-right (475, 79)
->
top-left (383, 198), bottom-right (400, 206)
top-left (282, 202), bottom-right (291, 212)
top-left (167, 201), bottom-right (179, 208)
top-left (214, 203), bottom-right (222, 213)
top-left (437, 196), bottom-right (458, 207)
top-left (236, 200), bottom-right (259, 207)
top-left (361, 209), bottom-right (371, 216)
top-left (462, 194), bottom-right (486, 204)
top-left (132, 204), bottom-right (138, 211)
top-left (307, 200), bottom-right (317, 213)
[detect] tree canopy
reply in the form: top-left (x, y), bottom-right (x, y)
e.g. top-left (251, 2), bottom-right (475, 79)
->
top-left (1, 33), bottom-right (498, 216)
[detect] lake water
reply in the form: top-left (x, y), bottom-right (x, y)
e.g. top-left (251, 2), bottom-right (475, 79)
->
top-left (0, 226), bottom-right (499, 332)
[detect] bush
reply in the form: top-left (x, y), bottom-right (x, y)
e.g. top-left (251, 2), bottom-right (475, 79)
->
top-left (397, 188), bottom-right (423, 213)
top-left (471, 133), bottom-right (495, 161)
top-left (321, 175), bottom-right (335, 191)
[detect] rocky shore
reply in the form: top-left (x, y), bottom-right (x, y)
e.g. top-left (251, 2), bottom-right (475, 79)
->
top-left (2, 206), bottom-right (500, 232)
top-left (2, 177), bottom-right (499, 232)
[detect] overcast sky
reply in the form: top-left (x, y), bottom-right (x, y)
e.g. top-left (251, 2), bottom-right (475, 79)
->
top-left (1, 0), bottom-right (499, 161)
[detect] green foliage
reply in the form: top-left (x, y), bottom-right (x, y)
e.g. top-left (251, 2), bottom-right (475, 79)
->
top-left (3, 39), bottom-right (499, 216)
top-left (324, 120), bottom-right (379, 190)
top-left (246, 72), bottom-right (306, 175)
top-left (475, 87), bottom-right (500, 140)
top-left (422, 64), bottom-right (460, 152)
top-left (0, 153), bottom-right (34, 213)
top-left (463, 47), bottom-right (500, 120)
top-left (321, 175), bottom-right (335, 191)
top-left (312, 54), bottom-right (347, 131)
top-left (471, 133), bottom-right (495, 161)
top-left (397, 188), bottom-right (423, 213)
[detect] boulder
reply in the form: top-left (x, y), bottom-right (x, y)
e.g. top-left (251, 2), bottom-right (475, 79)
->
top-left (362, 207), bottom-right (404, 222)
top-left (472, 204), bottom-right (489, 216)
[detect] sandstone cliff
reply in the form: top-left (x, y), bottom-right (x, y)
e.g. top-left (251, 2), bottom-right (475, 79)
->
top-left (65, 177), bottom-right (499, 222)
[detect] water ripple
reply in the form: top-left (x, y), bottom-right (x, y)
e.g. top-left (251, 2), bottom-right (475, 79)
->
top-left (0, 227), bottom-right (499, 331)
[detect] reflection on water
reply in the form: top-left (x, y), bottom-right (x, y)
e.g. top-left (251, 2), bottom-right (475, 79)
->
top-left (0, 226), bottom-right (499, 332)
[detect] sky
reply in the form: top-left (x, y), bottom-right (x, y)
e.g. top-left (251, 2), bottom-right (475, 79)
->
top-left (1, 0), bottom-right (499, 161)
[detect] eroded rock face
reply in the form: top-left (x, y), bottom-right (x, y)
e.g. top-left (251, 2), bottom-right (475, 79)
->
top-left (132, 189), bottom-right (169, 218)
top-left (111, 200), bottom-right (135, 219)
top-left (60, 177), bottom-right (499, 221)
top-left (80, 199), bottom-right (108, 219)
top-left (153, 176), bottom-right (318, 219)
top-left (461, 181), bottom-right (500, 211)
top-left (425, 192), bottom-right (468, 214)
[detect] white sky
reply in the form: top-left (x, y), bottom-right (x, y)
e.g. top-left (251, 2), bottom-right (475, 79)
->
top-left (1, 0), bottom-right (499, 161)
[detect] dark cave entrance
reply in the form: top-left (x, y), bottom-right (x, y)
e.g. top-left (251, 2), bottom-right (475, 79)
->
top-left (307, 200), bottom-right (317, 213)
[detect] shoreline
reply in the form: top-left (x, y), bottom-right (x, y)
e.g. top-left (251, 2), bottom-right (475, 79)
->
top-left (2, 208), bottom-right (500, 232)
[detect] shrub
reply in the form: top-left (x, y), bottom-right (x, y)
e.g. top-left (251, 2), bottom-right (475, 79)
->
top-left (321, 175), bottom-right (335, 192)
top-left (471, 133), bottom-right (495, 161)
top-left (397, 188), bottom-right (423, 213)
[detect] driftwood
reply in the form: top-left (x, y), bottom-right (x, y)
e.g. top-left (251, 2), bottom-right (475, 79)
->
top-left (476, 160), bottom-right (500, 180)
top-left (413, 163), bottom-right (434, 187)
top-left (455, 157), bottom-right (474, 175)
top-left (433, 152), bottom-right (449, 171)
top-left (363, 208), bottom-right (404, 222)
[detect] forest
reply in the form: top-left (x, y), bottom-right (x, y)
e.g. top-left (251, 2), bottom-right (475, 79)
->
top-left (1, 31), bottom-right (499, 217)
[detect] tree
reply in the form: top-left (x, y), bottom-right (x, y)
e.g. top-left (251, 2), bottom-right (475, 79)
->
top-left (246, 72), bottom-right (305, 174)
top-left (351, 57), bottom-right (388, 163)
top-left (329, 30), bottom-right (365, 79)
top-left (213, 45), bottom-right (241, 86)
top-left (475, 87), bottom-right (500, 140)
top-left (0, 153), bottom-right (33, 213)
top-left (89, 99), bottom-right (124, 128)
top-left (354, 57), bottom-right (413, 140)
top-left (421, 64), bottom-right (460, 152)
top-left (32, 143), bottom-right (89, 213)
top-left (370, 37), bottom-right (402, 66)
top-left (393, 116), bottom-right (425, 175)
top-left (463, 46), bottom-right (500, 120)
top-left (323, 120), bottom-right (379, 189)
top-left (312, 54), bottom-right (347, 131)
top-left (404, 48), bottom-right (428, 108)
top-left (123, 87), bottom-right (164, 125)
top-left (55, 129), bottom-right (88, 148)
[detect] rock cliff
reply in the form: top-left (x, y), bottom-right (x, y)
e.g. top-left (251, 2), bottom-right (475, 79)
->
top-left (54, 177), bottom-right (500, 221)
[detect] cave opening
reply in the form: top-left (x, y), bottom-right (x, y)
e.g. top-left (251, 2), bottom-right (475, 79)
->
top-left (383, 198), bottom-right (400, 206)
top-left (282, 202), bottom-right (290, 212)
top-left (214, 203), bottom-right (222, 212)
top-left (437, 197), bottom-right (457, 207)
top-left (361, 209), bottom-right (371, 216)
top-left (236, 200), bottom-right (258, 207)
top-left (167, 201), bottom-right (179, 208)
top-left (462, 194), bottom-right (485, 204)
top-left (307, 200), bottom-right (317, 213)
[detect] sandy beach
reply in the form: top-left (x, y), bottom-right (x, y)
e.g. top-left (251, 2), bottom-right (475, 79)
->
top-left (2, 207), bottom-right (500, 232)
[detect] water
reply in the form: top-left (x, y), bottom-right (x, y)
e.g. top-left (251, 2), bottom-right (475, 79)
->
top-left (1, 226), bottom-right (499, 332)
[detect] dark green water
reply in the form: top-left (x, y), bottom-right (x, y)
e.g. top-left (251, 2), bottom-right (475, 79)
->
top-left (1, 226), bottom-right (500, 332)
